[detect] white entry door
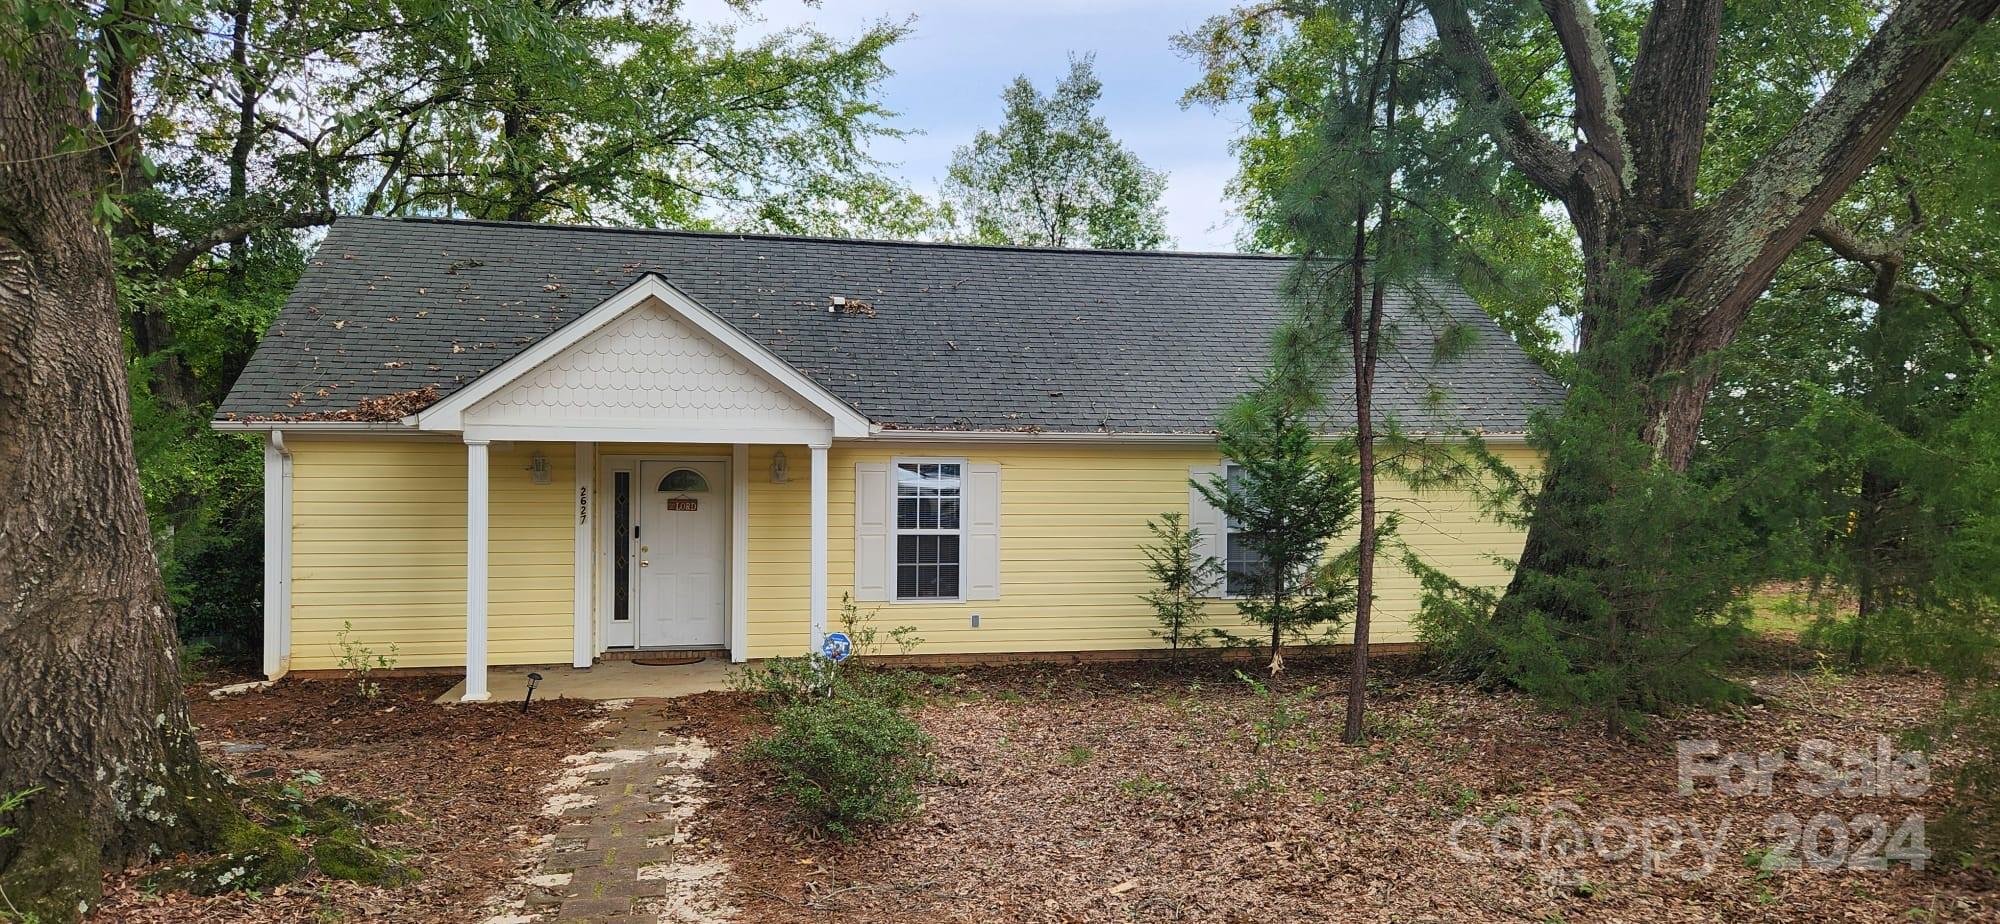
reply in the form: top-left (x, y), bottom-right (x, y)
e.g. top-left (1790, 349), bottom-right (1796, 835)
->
top-left (635, 459), bottom-right (729, 648)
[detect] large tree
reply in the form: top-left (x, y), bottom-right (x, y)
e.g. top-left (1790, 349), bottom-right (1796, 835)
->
top-left (943, 56), bottom-right (1170, 249)
top-left (1420, 0), bottom-right (1997, 622)
top-left (0, 5), bottom-right (243, 919)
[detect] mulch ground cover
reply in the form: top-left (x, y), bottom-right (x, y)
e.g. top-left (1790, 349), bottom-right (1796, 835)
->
top-left (93, 671), bottom-right (603, 923)
top-left (697, 655), bottom-right (1997, 923)
top-left (86, 650), bottom-right (1995, 923)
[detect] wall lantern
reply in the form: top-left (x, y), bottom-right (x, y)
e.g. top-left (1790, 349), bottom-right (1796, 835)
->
top-left (770, 449), bottom-right (790, 484)
top-left (527, 450), bottom-right (552, 485)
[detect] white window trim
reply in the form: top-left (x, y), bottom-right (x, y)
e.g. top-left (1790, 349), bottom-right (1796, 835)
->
top-left (889, 456), bottom-right (968, 604)
top-left (1214, 461), bottom-right (1263, 601)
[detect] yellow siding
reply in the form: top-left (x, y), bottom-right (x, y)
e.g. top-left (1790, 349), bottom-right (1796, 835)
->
top-left (287, 438), bottom-right (574, 670)
top-left (288, 436), bottom-right (1534, 666)
top-left (741, 441), bottom-right (1540, 659)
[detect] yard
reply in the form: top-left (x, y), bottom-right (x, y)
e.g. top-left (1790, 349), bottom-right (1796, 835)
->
top-left (95, 647), bottom-right (1993, 923)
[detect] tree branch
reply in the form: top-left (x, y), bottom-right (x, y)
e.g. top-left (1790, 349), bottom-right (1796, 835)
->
top-left (1814, 220), bottom-right (1995, 361)
top-left (1539, 0), bottom-right (1630, 187)
top-left (156, 209), bottom-right (338, 279)
top-left (1622, 0), bottom-right (1724, 208)
top-left (1424, 0), bottom-right (1576, 200)
top-left (1681, 0), bottom-right (1999, 342)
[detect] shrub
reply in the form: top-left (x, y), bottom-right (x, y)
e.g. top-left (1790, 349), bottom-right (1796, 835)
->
top-left (1194, 383), bottom-right (1360, 674)
top-left (836, 593), bottom-right (924, 658)
top-left (1138, 512), bottom-right (1223, 652)
top-left (751, 691), bottom-right (932, 839)
top-left (335, 622), bottom-right (398, 701)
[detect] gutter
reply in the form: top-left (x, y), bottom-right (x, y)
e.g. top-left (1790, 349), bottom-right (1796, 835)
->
top-left (213, 419), bottom-right (414, 433)
top-left (863, 427), bottom-right (1533, 446)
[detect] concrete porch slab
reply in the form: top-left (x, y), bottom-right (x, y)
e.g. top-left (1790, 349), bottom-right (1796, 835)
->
top-left (435, 659), bottom-right (736, 704)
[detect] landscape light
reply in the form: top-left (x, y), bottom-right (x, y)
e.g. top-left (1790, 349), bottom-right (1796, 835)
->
top-left (522, 672), bottom-right (543, 713)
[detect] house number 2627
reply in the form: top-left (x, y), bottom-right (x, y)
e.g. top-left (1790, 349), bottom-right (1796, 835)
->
top-left (578, 486), bottom-right (588, 525)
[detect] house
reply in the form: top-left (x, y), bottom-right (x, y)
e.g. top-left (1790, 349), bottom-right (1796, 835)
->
top-left (214, 216), bottom-right (1564, 700)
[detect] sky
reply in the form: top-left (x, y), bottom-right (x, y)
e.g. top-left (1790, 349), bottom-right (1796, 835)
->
top-left (682, 0), bottom-right (1254, 252)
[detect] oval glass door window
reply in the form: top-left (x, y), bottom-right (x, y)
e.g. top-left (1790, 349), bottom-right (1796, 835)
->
top-left (657, 468), bottom-right (710, 493)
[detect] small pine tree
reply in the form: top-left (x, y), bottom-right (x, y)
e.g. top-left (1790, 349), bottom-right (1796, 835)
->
top-left (1139, 512), bottom-right (1223, 653)
top-left (1197, 380), bottom-right (1360, 675)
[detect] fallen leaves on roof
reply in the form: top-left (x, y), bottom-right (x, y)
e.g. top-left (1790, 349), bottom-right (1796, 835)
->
top-left (229, 384), bottom-right (441, 422)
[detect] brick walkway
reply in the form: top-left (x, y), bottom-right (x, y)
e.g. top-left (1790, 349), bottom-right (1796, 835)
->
top-left (512, 706), bottom-right (730, 923)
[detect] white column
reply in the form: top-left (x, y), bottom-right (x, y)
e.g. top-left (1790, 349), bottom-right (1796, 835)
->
top-left (808, 442), bottom-right (830, 653)
top-left (261, 433), bottom-right (289, 680)
top-left (731, 443), bottom-right (750, 662)
top-left (464, 439), bottom-right (492, 702)
top-left (572, 442), bottom-right (594, 669)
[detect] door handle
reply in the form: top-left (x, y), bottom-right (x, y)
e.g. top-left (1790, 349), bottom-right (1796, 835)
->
top-left (640, 560), bottom-right (651, 567)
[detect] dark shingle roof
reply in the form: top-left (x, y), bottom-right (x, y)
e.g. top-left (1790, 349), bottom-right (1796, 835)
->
top-left (217, 216), bottom-right (1563, 434)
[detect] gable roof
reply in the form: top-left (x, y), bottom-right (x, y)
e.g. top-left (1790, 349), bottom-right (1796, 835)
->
top-left (415, 274), bottom-right (871, 438)
top-left (216, 216), bottom-right (1564, 435)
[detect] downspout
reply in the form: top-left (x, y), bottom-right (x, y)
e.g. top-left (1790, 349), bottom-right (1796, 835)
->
top-left (262, 430), bottom-right (294, 679)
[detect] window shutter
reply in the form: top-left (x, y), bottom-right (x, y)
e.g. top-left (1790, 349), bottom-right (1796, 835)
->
top-left (965, 462), bottom-right (1002, 600)
top-left (853, 462), bottom-right (890, 601)
top-left (1188, 464), bottom-right (1227, 576)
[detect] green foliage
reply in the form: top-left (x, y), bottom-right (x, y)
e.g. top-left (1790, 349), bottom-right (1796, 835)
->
top-left (0, 789), bottom-right (38, 844)
top-left (1117, 774), bottom-right (1172, 798)
top-left (836, 593), bottom-right (924, 659)
top-left (730, 655), bottom-right (836, 707)
top-left (731, 595), bottom-right (924, 710)
top-left (740, 598), bottom-right (935, 839)
top-left (731, 654), bottom-right (920, 710)
top-left (943, 56), bottom-right (1169, 249)
top-left (1444, 303), bottom-right (1762, 732)
top-left (1138, 512), bottom-right (1224, 651)
top-left (334, 622), bottom-right (398, 701)
top-left (1698, 31), bottom-right (2000, 853)
top-left (1237, 670), bottom-right (1315, 757)
top-left (748, 684), bottom-right (933, 840)
top-left (136, 0), bottom-right (917, 233)
top-left (1176, 0), bottom-right (1578, 370)
top-left (1196, 381), bottom-right (1360, 671)
top-left (131, 394), bottom-right (265, 646)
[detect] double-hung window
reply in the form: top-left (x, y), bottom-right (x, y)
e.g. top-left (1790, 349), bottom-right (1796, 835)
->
top-left (1222, 464), bottom-right (1272, 597)
top-left (894, 461), bottom-right (962, 600)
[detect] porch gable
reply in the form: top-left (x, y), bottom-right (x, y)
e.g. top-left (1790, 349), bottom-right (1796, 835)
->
top-left (416, 274), bottom-right (871, 442)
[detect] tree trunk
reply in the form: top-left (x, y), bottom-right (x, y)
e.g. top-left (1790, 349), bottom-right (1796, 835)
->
top-left (1344, 267), bottom-right (1382, 743)
top-left (226, 0), bottom-right (257, 293)
top-left (96, 0), bottom-right (204, 410)
top-left (0, 25), bottom-right (239, 922)
top-left (1343, 6), bottom-right (1400, 746)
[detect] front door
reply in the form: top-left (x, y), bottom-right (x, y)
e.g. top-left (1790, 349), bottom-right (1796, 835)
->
top-left (635, 459), bottom-right (728, 648)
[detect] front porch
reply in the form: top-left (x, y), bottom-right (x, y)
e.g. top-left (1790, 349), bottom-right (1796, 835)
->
top-left (433, 658), bottom-right (735, 704)
top-left (411, 276), bottom-right (873, 701)
top-left (456, 437), bottom-right (834, 702)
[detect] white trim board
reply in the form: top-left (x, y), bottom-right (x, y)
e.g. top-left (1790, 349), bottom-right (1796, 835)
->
top-left (572, 442), bottom-right (595, 668)
top-left (415, 274), bottom-right (870, 438)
